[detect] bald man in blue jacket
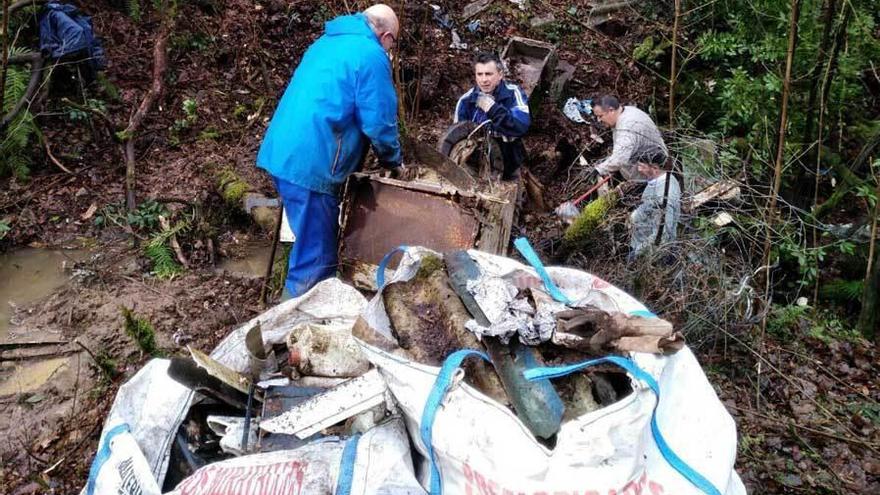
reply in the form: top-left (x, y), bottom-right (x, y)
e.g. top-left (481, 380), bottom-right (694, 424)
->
top-left (257, 4), bottom-right (403, 298)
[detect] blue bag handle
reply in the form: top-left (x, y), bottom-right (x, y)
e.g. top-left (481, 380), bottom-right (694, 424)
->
top-left (376, 245), bottom-right (409, 289)
top-left (420, 349), bottom-right (490, 494)
top-left (335, 433), bottom-right (362, 495)
top-left (524, 356), bottom-right (723, 495)
top-left (513, 237), bottom-right (574, 305)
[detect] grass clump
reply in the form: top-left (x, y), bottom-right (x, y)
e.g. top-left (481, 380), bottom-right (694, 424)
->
top-left (122, 306), bottom-right (162, 356)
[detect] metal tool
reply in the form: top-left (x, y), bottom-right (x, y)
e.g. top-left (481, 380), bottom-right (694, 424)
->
top-left (241, 322), bottom-right (268, 452)
top-left (444, 251), bottom-right (564, 440)
top-left (555, 174), bottom-right (613, 221)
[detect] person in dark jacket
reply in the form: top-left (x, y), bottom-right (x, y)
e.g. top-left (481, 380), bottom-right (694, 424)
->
top-left (257, 4), bottom-right (404, 298)
top-left (454, 52), bottom-right (531, 180)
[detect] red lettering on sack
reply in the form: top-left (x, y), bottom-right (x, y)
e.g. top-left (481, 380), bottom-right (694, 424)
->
top-left (474, 470), bottom-right (491, 495)
top-left (176, 460), bottom-right (307, 495)
top-left (648, 481), bottom-right (664, 495)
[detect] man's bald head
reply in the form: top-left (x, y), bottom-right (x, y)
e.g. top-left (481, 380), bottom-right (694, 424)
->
top-left (364, 4), bottom-right (399, 51)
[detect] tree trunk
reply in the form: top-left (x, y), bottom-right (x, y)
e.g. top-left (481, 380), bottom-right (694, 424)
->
top-left (858, 183), bottom-right (880, 340)
top-left (859, 239), bottom-right (879, 341)
top-left (801, 0), bottom-right (838, 156)
top-left (123, 1), bottom-right (175, 212)
top-left (668, 0), bottom-right (680, 127)
top-left (1, 0), bottom-right (9, 114)
top-left (760, 0), bottom-right (801, 331)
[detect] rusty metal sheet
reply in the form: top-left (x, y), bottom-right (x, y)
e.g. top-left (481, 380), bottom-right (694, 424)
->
top-left (501, 37), bottom-right (557, 97)
top-left (341, 179), bottom-right (478, 267)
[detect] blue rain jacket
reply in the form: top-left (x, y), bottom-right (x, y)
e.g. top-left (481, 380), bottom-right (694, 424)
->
top-left (39, 3), bottom-right (106, 70)
top-left (257, 13), bottom-right (401, 196)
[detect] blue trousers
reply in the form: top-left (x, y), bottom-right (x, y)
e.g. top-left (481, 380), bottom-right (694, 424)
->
top-left (274, 177), bottom-right (339, 298)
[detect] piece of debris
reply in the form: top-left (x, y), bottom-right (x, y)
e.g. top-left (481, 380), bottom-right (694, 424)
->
top-left (713, 211), bottom-right (734, 227)
top-left (446, 251), bottom-right (565, 440)
top-left (530, 13), bottom-right (556, 28)
top-left (259, 369), bottom-right (388, 439)
top-left (188, 346), bottom-right (251, 394)
top-left (463, 0), bottom-right (494, 19)
top-left (688, 179), bottom-right (741, 211)
top-left (287, 322), bottom-right (370, 378)
top-left (168, 357), bottom-right (251, 410)
top-left (563, 97), bottom-right (592, 123)
top-left (431, 4), bottom-right (453, 29)
top-left (548, 60), bottom-right (576, 102)
top-left (381, 255), bottom-right (507, 402)
top-left (206, 416), bottom-right (259, 456)
top-left (553, 308), bottom-right (684, 354)
top-left (450, 29), bottom-right (467, 50)
top-left (501, 37), bottom-right (557, 98)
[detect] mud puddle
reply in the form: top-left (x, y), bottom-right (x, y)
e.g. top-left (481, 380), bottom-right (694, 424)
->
top-left (0, 247), bottom-right (90, 340)
top-left (0, 356), bottom-right (71, 395)
top-left (217, 243), bottom-right (273, 278)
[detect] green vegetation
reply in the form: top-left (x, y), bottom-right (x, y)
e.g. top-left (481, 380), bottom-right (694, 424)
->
top-left (563, 191), bottom-right (620, 250)
top-left (122, 306), bottom-right (162, 356)
top-left (1, 48), bottom-right (39, 180)
top-left (169, 97), bottom-right (199, 146)
top-left (94, 200), bottom-right (170, 232)
top-left (145, 218), bottom-right (189, 279)
top-left (216, 167), bottom-right (251, 204)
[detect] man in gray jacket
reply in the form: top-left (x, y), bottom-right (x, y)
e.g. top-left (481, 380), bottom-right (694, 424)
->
top-left (592, 95), bottom-right (668, 181)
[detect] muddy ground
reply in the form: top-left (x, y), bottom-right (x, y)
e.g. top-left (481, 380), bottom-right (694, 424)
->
top-left (1, 1), bottom-right (878, 493)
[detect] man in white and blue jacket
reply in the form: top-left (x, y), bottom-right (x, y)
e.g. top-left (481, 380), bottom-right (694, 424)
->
top-left (454, 52), bottom-right (531, 180)
top-left (257, 4), bottom-right (403, 298)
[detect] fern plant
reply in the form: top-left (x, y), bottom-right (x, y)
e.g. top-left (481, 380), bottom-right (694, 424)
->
top-left (144, 219), bottom-right (190, 279)
top-left (820, 279), bottom-right (864, 302)
top-left (2, 47), bottom-right (38, 179)
top-left (126, 0), bottom-right (142, 22)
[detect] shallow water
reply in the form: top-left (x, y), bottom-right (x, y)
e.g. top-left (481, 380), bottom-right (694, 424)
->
top-left (217, 243), bottom-right (274, 278)
top-left (0, 357), bottom-right (71, 395)
top-left (0, 248), bottom-right (89, 340)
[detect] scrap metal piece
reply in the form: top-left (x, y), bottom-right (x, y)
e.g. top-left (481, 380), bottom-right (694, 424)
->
top-left (501, 37), bottom-right (557, 98)
top-left (259, 369), bottom-right (387, 439)
top-left (445, 251), bottom-right (564, 440)
top-left (341, 178), bottom-right (479, 267)
top-left (259, 385), bottom-right (325, 452)
top-left (167, 358), bottom-right (250, 410)
top-left (188, 346), bottom-right (251, 394)
top-left (402, 135), bottom-right (476, 191)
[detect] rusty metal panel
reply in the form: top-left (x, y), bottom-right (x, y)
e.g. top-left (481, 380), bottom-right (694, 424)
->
top-left (501, 37), bottom-right (557, 97)
top-left (341, 178), bottom-right (478, 267)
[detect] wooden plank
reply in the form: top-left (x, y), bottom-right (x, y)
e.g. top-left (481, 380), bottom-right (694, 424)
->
top-left (478, 180), bottom-right (519, 256)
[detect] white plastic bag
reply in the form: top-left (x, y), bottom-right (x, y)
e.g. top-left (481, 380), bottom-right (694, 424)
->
top-left (165, 418), bottom-right (425, 495)
top-left (86, 278), bottom-right (368, 491)
top-left (357, 246), bottom-right (746, 495)
top-left (85, 424), bottom-right (162, 495)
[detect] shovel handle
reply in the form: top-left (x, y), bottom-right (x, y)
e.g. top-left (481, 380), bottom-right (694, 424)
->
top-left (571, 175), bottom-right (613, 206)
